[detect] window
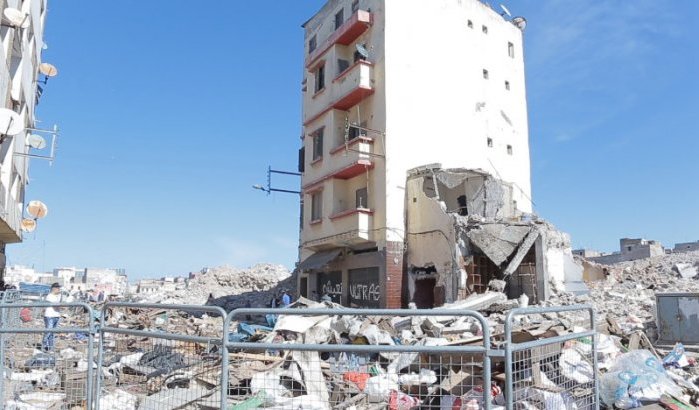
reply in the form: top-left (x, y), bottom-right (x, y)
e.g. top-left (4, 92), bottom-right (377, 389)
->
top-left (348, 121), bottom-right (367, 140)
top-left (505, 80), bottom-right (510, 90)
top-left (335, 9), bottom-right (344, 30)
top-left (311, 192), bottom-right (323, 221)
top-left (467, 20), bottom-right (473, 28)
top-left (482, 69), bottom-right (489, 79)
top-left (312, 129), bottom-right (324, 160)
top-left (298, 146), bottom-right (305, 172)
top-left (355, 187), bottom-right (368, 208)
top-left (508, 42), bottom-right (514, 58)
top-left (352, 0), bottom-right (359, 13)
top-left (482, 25), bottom-right (488, 34)
top-left (487, 138), bottom-right (493, 147)
top-left (309, 35), bottom-right (317, 54)
top-left (354, 43), bottom-right (368, 62)
top-left (314, 64), bottom-right (325, 93)
top-left (337, 59), bottom-right (350, 75)
top-left (507, 145), bottom-right (513, 155)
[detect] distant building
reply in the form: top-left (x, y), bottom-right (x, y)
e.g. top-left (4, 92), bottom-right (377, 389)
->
top-left (572, 249), bottom-right (602, 258)
top-left (588, 238), bottom-right (664, 265)
top-left (135, 276), bottom-right (187, 295)
top-left (674, 241), bottom-right (699, 253)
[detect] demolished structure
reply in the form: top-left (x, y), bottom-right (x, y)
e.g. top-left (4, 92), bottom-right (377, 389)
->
top-left (405, 165), bottom-right (586, 308)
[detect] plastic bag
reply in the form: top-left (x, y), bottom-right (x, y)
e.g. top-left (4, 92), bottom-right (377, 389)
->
top-left (599, 350), bottom-right (682, 407)
top-left (662, 343), bottom-right (689, 368)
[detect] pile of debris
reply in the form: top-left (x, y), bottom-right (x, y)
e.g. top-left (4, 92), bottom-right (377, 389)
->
top-left (136, 263), bottom-right (295, 310)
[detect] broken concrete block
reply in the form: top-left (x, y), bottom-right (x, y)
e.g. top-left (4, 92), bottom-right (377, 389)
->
top-left (673, 263), bottom-right (698, 279)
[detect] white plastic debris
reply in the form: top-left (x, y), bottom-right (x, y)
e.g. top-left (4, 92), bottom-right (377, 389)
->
top-left (559, 348), bottom-right (594, 384)
top-left (398, 369), bottom-right (437, 386)
top-left (364, 374), bottom-right (399, 402)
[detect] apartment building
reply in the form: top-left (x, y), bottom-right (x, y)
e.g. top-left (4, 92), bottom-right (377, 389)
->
top-left (0, 0), bottom-right (51, 279)
top-left (297, 0), bottom-right (531, 308)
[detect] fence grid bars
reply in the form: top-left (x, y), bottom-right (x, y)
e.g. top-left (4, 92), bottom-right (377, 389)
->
top-left (0, 302), bottom-right (96, 409)
top-left (504, 305), bottom-right (599, 410)
top-left (96, 302), bottom-right (229, 410)
top-left (224, 308), bottom-right (493, 410)
top-left (0, 300), bottom-right (599, 409)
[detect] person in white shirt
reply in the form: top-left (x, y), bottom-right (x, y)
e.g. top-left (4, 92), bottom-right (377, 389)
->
top-left (43, 283), bottom-right (62, 351)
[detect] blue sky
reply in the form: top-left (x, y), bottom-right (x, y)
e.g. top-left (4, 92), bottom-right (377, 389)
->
top-left (12, 1), bottom-right (699, 279)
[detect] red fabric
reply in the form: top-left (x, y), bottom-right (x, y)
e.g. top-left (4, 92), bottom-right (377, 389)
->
top-left (20, 307), bottom-right (32, 322)
top-left (343, 372), bottom-right (370, 391)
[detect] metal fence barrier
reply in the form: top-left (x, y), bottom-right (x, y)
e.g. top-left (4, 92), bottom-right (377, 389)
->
top-left (0, 301), bottom-right (599, 409)
top-left (0, 302), bottom-right (96, 409)
top-left (96, 302), bottom-right (229, 410)
top-left (225, 308), bottom-right (493, 410)
top-left (504, 305), bottom-right (599, 410)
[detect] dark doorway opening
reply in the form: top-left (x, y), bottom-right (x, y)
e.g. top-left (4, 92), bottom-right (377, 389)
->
top-left (413, 277), bottom-right (436, 308)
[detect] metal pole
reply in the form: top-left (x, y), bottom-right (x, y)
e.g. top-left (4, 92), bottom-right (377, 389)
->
top-left (269, 169), bottom-right (302, 176)
top-left (85, 305), bottom-right (95, 409)
top-left (0, 304), bottom-right (5, 406)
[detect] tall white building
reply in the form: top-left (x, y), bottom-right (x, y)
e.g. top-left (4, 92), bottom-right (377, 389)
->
top-left (0, 0), bottom-right (52, 280)
top-left (297, 0), bottom-right (531, 308)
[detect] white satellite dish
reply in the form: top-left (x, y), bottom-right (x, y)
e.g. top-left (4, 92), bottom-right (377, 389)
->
top-left (512, 16), bottom-right (527, 31)
top-left (26, 200), bottom-right (48, 219)
top-left (0, 108), bottom-right (24, 135)
top-left (2, 8), bottom-right (29, 28)
top-left (39, 63), bottom-right (58, 77)
top-left (27, 134), bottom-right (47, 149)
top-left (355, 43), bottom-right (369, 59)
top-left (20, 218), bottom-right (36, 233)
top-left (500, 4), bottom-right (512, 17)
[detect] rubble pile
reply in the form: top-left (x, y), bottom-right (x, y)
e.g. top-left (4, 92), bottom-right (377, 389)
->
top-left (138, 263), bottom-right (294, 309)
top-left (547, 250), bottom-right (699, 339)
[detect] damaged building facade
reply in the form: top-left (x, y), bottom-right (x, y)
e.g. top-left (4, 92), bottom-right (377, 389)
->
top-left (296, 0), bottom-right (546, 307)
top-left (405, 166), bottom-right (586, 308)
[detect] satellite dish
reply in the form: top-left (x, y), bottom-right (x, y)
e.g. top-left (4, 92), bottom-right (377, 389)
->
top-left (0, 108), bottom-right (24, 135)
top-left (2, 8), bottom-right (29, 28)
top-left (27, 134), bottom-right (47, 149)
top-left (355, 44), bottom-right (369, 59)
top-left (39, 63), bottom-right (58, 77)
top-left (26, 200), bottom-right (48, 219)
top-left (21, 218), bottom-right (36, 233)
top-left (512, 16), bottom-right (527, 31)
top-left (500, 4), bottom-right (512, 17)
top-left (42, 42), bottom-right (48, 50)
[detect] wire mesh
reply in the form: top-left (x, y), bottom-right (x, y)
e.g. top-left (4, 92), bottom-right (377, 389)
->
top-left (505, 306), bottom-right (598, 410)
top-left (225, 309), bottom-right (493, 409)
top-left (97, 304), bottom-right (226, 410)
top-left (510, 336), bottom-right (596, 409)
top-left (0, 303), bottom-right (94, 409)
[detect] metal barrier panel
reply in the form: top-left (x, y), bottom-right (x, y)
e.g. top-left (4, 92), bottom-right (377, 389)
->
top-left (504, 305), bottom-right (599, 410)
top-left (96, 303), bottom-right (228, 410)
top-left (225, 308), bottom-right (492, 410)
top-left (0, 302), bottom-right (96, 409)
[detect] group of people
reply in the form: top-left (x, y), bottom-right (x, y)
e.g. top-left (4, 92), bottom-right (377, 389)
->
top-left (269, 289), bottom-right (292, 308)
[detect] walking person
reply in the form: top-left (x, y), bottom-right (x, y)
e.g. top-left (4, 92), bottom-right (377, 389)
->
top-left (43, 283), bottom-right (62, 351)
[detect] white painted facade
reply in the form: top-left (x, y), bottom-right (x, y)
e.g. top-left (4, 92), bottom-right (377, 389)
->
top-left (0, 0), bottom-right (51, 271)
top-left (298, 0), bottom-right (532, 306)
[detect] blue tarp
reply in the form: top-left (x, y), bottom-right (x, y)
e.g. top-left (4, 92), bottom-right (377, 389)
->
top-left (19, 282), bottom-right (51, 295)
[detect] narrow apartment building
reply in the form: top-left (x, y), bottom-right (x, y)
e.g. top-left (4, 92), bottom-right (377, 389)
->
top-left (0, 0), bottom-right (51, 279)
top-left (297, 0), bottom-right (531, 308)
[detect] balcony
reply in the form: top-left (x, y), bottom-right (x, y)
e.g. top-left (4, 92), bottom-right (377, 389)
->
top-left (0, 184), bottom-right (22, 243)
top-left (305, 208), bottom-right (374, 250)
top-left (303, 138), bottom-right (375, 192)
top-left (306, 10), bottom-right (373, 68)
top-left (305, 61), bottom-right (374, 126)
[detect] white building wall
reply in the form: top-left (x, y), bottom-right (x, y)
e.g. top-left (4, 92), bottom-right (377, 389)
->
top-left (383, 0), bottom-right (531, 241)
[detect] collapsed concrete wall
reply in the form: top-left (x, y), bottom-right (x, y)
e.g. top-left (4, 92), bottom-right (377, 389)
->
top-left (405, 165), bottom-right (587, 307)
